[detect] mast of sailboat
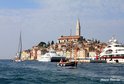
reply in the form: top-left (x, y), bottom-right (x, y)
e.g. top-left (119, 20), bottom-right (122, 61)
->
top-left (18, 31), bottom-right (22, 60)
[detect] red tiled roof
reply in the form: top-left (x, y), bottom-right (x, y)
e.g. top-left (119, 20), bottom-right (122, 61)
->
top-left (58, 35), bottom-right (80, 40)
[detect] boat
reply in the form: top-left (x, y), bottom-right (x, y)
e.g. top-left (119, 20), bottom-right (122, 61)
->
top-left (37, 53), bottom-right (51, 62)
top-left (14, 32), bottom-right (23, 62)
top-left (100, 37), bottom-right (124, 63)
top-left (50, 49), bottom-right (66, 62)
top-left (37, 49), bottom-right (66, 62)
top-left (57, 59), bottom-right (77, 68)
top-left (57, 42), bottom-right (78, 68)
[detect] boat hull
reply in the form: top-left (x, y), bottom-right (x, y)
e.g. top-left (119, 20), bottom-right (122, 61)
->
top-left (14, 59), bottom-right (22, 62)
top-left (37, 57), bottom-right (51, 62)
top-left (51, 57), bottom-right (66, 62)
top-left (100, 56), bottom-right (124, 63)
top-left (57, 61), bottom-right (77, 67)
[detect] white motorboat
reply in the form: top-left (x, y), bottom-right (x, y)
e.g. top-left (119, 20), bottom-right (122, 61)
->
top-left (37, 49), bottom-right (66, 62)
top-left (37, 53), bottom-right (51, 62)
top-left (100, 37), bottom-right (124, 63)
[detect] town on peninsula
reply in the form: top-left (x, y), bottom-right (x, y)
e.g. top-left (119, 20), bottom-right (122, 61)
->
top-left (15, 19), bottom-right (107, 62)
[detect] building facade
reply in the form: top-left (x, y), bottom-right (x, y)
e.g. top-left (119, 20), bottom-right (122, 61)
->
top-left (58, 19), bottom-right (83, 44)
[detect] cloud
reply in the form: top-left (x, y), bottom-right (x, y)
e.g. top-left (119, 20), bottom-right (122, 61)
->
top-left (1, 0), bottom-right (124, 20)
top-left (0, 0), bottom-right (124, 58)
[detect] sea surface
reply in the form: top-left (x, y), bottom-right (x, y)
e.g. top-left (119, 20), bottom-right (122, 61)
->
top-left (0, 60), bottom-right (124, 84)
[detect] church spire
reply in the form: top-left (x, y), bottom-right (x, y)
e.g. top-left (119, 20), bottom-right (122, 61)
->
top-left (76, 18), bottom-right (81, 36)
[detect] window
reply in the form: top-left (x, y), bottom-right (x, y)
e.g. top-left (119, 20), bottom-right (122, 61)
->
top-left (116, 49), bottom-right (124, 51)
top-left (115, 45), bottom-right (124, 47)
top-left (106, 49), bottom-right (113, 54)
top-left (107, 46), bottom-right (111, 48)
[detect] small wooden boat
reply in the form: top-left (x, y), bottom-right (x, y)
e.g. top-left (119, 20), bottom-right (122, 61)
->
top-left (57, 40), bottom-right (78, 68)
top-left (57, 61), bottom-right (77, 67)
top-left (57, 59), bottom-right (77, 67)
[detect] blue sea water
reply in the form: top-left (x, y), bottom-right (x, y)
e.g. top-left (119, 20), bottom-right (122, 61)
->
top-left (0, 60), bottom-right (124, 84)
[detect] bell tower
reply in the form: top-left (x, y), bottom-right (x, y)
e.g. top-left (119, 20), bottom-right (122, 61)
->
top-left (76, 19), bottom-right (81, 36)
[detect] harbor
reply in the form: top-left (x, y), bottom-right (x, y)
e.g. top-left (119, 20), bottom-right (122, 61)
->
top-left (14, 19), bottom-right (124, 64)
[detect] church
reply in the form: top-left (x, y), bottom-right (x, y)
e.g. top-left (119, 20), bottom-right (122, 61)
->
top-left (58, 19), bottom-right (83, 43)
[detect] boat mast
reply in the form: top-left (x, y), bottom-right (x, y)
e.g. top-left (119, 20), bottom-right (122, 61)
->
top-left (18, 32), bottom-right (22, 59)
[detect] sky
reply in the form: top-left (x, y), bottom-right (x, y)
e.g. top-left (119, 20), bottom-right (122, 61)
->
top-left (0, 0), bottom-right (124, 59)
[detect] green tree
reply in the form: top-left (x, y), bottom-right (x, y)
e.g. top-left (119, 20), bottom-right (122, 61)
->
top-left (51, 40), bottom-right (54, 45)
top-left (38, 42), bottom-right (46, 48)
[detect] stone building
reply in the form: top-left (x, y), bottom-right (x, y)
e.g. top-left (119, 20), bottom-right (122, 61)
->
top-left (58, 19), bottom-right (83, 44)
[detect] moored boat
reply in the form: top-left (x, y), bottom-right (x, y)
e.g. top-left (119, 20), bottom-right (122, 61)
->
top-left (37, 49), bottom-right (66, 62)
top-left (100, 37), bottom-right (124, 63)
top-left (37, 54), bottom-right (51, 62)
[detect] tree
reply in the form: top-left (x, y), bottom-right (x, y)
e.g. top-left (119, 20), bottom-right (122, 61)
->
top-left (51, 40), bottom-right (54, 45)
top-left (38, 42), bottom-right (46, 48)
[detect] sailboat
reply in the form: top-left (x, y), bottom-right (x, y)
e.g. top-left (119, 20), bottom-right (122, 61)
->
top-left (14, 32), bottom-right (23, 62)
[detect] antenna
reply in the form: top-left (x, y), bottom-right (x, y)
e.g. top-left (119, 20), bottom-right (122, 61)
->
top-left (70, 29), bottom-right (72, 36)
